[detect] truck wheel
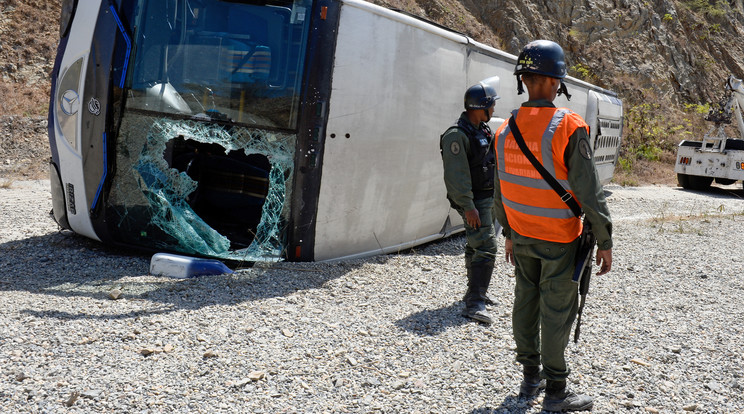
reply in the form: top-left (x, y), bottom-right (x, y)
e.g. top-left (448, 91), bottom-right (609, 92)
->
top-left (687, 175), bottom-right (713, 190)
top-left (715, 178), bottom-right (736, 185)
top-left (677, 173), bottom-right (690, 188)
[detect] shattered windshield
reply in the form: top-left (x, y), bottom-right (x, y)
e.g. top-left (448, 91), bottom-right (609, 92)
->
top-left (121, 0), bottom-right (312, 130)
top-left (108, 113), bottom-right (295, 261)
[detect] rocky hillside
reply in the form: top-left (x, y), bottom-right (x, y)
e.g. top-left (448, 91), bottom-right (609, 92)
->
top-left (1, 0), bottom-right (743, 183)
top-left (372, 0), bottom-right (744, 105)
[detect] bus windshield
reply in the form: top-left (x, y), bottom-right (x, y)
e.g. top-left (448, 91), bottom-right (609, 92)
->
top-left (122, 0), bottom-right (313, 130)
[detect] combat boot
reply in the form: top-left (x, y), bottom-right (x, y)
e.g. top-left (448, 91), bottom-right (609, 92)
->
top-left (462, 283), bottom-right (498, 306)
top-left (462, 258), bottom-right (498, 305)
top-left (461, 262), bottom-right (494, 324)
top-left (518, 365), bottom-right (546, 398)
top-left (542, 380), bottom-right (593, 412)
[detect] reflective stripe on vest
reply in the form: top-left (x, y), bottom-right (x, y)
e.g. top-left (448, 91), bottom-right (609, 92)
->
top-left (495, 107), bottom-right (582, 243)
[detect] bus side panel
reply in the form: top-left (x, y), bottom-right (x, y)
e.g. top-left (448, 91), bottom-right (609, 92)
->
top-left (466, 49), bottom-right (519, 119)
top-left (313, 5), bottom-right (467, 261)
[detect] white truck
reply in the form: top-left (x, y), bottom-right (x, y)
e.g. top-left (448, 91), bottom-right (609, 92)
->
top-left (675, 76), bottom-right (744, 190)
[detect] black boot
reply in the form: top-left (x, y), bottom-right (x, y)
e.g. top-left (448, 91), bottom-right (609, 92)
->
top-left (542, 380), bottom-right (593, 412)
top-left (518, 365), bottom-right (546, 398)
top-left (461, 262), bottom-right (494, 324)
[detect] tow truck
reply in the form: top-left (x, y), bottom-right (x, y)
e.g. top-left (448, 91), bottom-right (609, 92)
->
top-left (675, 75), bottom-right (744, 190)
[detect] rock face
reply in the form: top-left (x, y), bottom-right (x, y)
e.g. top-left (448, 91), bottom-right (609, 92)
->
top-left (372, 0), bottom-right (744, 105)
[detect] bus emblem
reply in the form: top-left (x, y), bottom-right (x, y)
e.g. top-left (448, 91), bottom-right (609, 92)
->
top-left (88, 98), bottom-right (101, 116)
top-left (60, 90), bottom-right (79, 116)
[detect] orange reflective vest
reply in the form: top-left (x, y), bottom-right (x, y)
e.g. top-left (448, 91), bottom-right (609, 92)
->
top-left (494, 107), bottom-right (588, 243)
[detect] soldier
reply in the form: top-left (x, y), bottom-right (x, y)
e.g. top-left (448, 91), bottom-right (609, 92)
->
top-left (440, 77), bottom-right (501, 324)
top-left (492, 40), bottom-right (613, 412)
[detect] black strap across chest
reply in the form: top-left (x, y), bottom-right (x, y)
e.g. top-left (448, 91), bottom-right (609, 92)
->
top-left (507, 116), bottom-right (582, 218)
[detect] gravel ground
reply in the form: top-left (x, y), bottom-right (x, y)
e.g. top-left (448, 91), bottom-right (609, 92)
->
top-left (1, 180), bottom-right (744, 413)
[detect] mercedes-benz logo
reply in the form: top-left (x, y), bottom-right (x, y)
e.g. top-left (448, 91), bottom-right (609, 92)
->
top-left (60, 90), bottom-right (80, 116)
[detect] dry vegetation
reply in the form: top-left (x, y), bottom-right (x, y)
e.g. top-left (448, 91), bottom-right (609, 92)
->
top-left (0, 0), bottom-right (59, 117)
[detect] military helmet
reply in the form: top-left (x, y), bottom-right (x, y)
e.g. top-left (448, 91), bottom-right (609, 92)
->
top-left (464, 76), bottom-right (500, 110)
top-left (514, 40), bottom-right (567, 79)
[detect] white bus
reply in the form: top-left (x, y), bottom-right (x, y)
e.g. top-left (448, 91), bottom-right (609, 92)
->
top-left (48, 0), bottom-right (623, 262)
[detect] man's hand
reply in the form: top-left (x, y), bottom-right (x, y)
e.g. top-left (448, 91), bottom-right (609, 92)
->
top-left (504, 238), bottom-right (514, 266)
top-left (596, 248), bottom-right (612, 275)
top-left (464, 208), bottom-right (481, 229)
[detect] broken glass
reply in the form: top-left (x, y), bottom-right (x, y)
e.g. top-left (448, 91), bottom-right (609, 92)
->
top-left (108, 113), bottom-right (295, 262)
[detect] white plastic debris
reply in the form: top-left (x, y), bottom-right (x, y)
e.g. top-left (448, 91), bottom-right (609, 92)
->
top-left (149, 253), bottom-right (233, 279)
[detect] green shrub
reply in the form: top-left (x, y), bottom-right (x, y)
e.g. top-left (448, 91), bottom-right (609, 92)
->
top-left (569, 63), bottom-right (596, 83)
top-left (682, 0), bottom-right (727, 17)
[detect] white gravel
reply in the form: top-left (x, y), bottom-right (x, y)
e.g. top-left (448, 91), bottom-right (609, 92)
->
top-left (1, 180), bottom-right (743, 413)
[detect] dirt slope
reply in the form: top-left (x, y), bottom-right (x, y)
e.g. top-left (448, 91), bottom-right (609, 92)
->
top-left (0, 0), bottom-right (59, 116)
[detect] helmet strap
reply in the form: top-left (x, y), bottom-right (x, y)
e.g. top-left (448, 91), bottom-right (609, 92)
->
top-left (557, 81), bottom-right (572, 101)
top-left (516, 75), bottom-right (525, 95)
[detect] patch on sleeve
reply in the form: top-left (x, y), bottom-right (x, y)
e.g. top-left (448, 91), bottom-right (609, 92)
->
top-left (450, 141), bottom-right (461, 155)
top-left (579, 138), bottom-right (593, 160)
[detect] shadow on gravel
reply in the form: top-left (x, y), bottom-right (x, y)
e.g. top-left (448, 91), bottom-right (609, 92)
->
top-left (470, 395), bottom-right (536, 413)
top-left (0, 231), bottom-right (147, 287)
top-left (394, 233), bottom-right (466, 259)
top-left (394, 302), bottom-right (472, 336)
top-left (0, 231), bottom-right (355, 319)
top-left (674, 184), bottom-right (744, 199)
top-left (1, 220), bottom-right (473, 322)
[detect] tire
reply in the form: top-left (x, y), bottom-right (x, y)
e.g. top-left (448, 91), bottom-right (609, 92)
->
top-left (687, 175), bottom-right (713, 190)
top-left (715, 178), bottom-right (736, 185)
top-left (677, 173), bottom-right (690, 189)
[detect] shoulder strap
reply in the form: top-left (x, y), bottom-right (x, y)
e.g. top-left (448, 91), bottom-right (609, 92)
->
top-left (507, 116), bottom-right (582, 218)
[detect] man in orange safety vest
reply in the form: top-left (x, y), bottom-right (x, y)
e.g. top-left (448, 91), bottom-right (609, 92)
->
top-left (492, 40), bottom-right (613, 412)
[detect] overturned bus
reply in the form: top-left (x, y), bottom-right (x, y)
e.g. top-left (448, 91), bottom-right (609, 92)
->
top-left (48, 0), bottom-right (623, 262)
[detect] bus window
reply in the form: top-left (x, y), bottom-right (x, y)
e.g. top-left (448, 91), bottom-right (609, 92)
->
top-left (123, 0), bottom-right (312, 130)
